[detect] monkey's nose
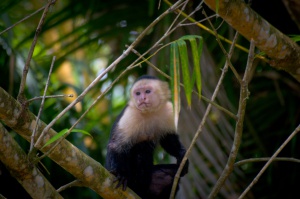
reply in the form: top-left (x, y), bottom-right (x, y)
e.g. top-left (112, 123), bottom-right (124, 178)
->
top-left (139, 98), bottom-right (146, 102)
top-left (140, 94), bottom-right (146, 100)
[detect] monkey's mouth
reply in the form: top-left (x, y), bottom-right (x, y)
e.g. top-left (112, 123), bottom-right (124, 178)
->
top-left (138, 102), bottom-right (150, 108)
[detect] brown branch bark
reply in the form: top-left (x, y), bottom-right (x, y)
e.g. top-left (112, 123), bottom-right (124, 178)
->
top-left (0, 123), bottom-right (63, 199)
top-left (204, 0), bottom-right (300, 82)
top-left (0, 87), bottom-right (139, 199)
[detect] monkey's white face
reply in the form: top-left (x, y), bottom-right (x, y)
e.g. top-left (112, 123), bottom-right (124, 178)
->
top-left (132, 85), bottom-right (160, 112)
top-left (130, 79), bottom-right (165, 113)
top-left (129, 79), bottom-right (170, 113)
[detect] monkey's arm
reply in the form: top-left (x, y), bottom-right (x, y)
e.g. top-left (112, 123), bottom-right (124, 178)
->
top-left (106, 145), bottom-right (131, 190)
top-left (160, 133), bottom-right (189, 175)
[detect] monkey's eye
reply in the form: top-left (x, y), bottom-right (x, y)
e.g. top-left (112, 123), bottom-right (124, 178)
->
top-left (145, 90), bottom-right (151, 94)
top-left (136, 92), bottom-right (141, 96)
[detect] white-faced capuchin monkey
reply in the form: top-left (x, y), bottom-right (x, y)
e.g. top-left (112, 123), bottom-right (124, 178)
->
top-left (105, 75), bottom-right (189, 199)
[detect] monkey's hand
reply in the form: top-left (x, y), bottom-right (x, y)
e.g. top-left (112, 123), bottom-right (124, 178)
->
top-left (111, 170), bottom-right (128, 191)
top-left (180, 159), bottom-right (189, 176)
top-left (176, 158), bottom-right (189, 176)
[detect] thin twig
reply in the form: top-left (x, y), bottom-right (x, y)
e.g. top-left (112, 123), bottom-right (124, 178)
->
top-left (29, 56), bottom-right (56, 153)
top-left (166, 0), bottom-right (190, 33)
top-left (179, 14), bottom-right (217, 27)
top-left (57, 180), bottom-right (83, 193)
top-left (208, 39), bottom-right (256, 198)
top-left (17, 0), bottom-right (56, 102)
top-left (170, 31), bottom-right (240, 198)
top-left (234, 157), bottom-right (300, 167)
top-left (27, 94), bottom-right (74, 103)
top-left (238, 124), bottom-right (300, 198)
top-left (203, 9), bottom-right (242, 84)
top-left (32, 0), bottom-right (185, 151)
top-left (0, 6), bottom-right (46, 36)
top-left (124, 0), bottom-right (192, 71)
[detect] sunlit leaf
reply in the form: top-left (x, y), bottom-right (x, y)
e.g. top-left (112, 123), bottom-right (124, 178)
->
top-left (71, 129), bottom-right (92, 137)
top-left (178, 35), bottom-right (202, 98)
top-left (170, 42), bottom-right (180, 130)
top-left (41, 129), bottom-right (68, 149)
top-left (41, 128), bottom-right (92, 149)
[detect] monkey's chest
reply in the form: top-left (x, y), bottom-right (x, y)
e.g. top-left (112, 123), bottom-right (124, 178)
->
top-left (118, 114), bottom-right (171, 144)
top-left (117, 106), bottom-right (175, 145)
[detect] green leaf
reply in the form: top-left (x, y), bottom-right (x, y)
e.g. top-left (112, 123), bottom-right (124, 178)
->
top-left (289, 34), bottom-right (300, 43)
top-left (178, 35), bottom-right (202, 98)
top-left (41, 128), bottom-right (92, 150)
top-left (170, 42), bottom-right (180, 130)
top-left (41, 128), bottom-right (69, 149)
top-left (71, 129), bottom-right (92, 137)
top-left (169, 35), bottom-right (203, 127)
top-left (177, 39), bottom-right (192, 107)
top-left (193, 36), bottom-right (202, 98)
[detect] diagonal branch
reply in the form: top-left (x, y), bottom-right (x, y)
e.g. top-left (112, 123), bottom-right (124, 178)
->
top-left (204, 0), bottom-right (300, 82)
top-left (0, 123), bottom-right (63, 198)
top-left (0, 5), bottom-right (46, 36)
top-left (234, 157), bottom-right (300, 167)
top-left (0, 87), bottom-right (140, 199)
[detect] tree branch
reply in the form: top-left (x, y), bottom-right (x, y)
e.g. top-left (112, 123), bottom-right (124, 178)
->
top-left (0, 87), bottom-right (140, 199)
top-left (26, 94), bottom-right (74, 103)
top-left (204, 0), bottom-right (300, 82)
top-left (0, 123), bottom-right (63, 198)
top-left (57, 180), bottom-right (84, 193)
top-left (0, 6), bottom-right (46, 36)
top-left (235, 157), bottom-right (300, 167)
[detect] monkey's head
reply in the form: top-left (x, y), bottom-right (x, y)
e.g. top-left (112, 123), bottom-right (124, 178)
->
top-left (129, 76), bottom-right (171, 113)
